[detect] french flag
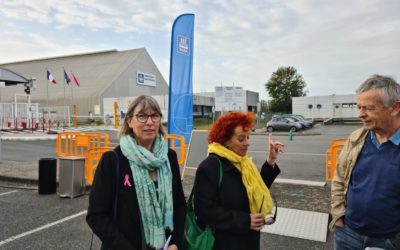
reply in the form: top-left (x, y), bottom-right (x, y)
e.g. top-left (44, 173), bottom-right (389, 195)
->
top-left (47, 70), bottom-right (56, 84)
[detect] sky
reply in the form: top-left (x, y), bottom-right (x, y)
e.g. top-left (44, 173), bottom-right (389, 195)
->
top-left (0, 0), bottom-right (399, 100)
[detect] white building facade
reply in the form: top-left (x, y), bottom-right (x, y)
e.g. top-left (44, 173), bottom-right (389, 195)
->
top-left (292, 94), bottom-right (358, 119)
top-left (214, 86), bottom-right (259, 114)
top-left (0, 49), bottom-right (169, 122)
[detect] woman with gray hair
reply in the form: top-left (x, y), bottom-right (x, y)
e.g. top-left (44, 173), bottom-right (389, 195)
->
top-left (87, 95), bottom-right (186, 250)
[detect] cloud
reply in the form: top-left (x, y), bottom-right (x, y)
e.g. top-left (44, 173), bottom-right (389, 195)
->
top-left (192, 0), bottom-right (400, 97)
top-left (0, 30), bottom-right (94, 63)
top-left (0, 0), bottom-right (398, 100)
top-left (0, 0), bottom-right (52, 24)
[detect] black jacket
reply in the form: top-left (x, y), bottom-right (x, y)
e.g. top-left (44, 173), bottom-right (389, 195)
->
top-left (86, 146), bottom-right (186, 250)
top-left (193, 153), bottom-right (280, 250)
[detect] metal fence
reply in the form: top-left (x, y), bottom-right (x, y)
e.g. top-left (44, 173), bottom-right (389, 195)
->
top-left (39, 106), bottom-right (71, 127)
top-left (0, 103), bottom-right (71, 130)
top-left (0, 102), bottom-right (39, 130)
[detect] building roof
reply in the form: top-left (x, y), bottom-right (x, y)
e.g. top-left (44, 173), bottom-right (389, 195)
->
top-left (0, 48), bottom-right (145, 101)
top-left (0, 68), bottom-right (30, 85)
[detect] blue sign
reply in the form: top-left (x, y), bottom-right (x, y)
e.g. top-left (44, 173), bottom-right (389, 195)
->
top-left (138, 73), bottom-right (144, 83)
top-left (168, 14), bottom-right (195, 145)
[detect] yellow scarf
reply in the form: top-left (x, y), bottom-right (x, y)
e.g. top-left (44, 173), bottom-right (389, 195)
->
top-left (208, 143), bottom-right (273, 217)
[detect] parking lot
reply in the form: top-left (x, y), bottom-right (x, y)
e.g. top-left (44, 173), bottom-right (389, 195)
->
top-left (0, 124), bottom-right (361, 249)
top-left (0, 185), bottom-right (101, 250)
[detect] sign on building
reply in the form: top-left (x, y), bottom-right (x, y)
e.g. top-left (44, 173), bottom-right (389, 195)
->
top-left (137, 72), bottom-right (156, 87)
top-left (215, 86), bottom-right (246, 112)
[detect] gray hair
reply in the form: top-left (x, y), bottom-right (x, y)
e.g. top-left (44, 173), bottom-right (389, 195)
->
top-left (118, 95), bottom-right (166, 138)
top-left (356, 74), bottom-right (400, 107)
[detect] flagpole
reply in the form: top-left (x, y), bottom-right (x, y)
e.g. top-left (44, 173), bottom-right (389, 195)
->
top-left (70, 83), bottom-right (74, 110)
top-left (63, 74), bottom-right (66, 125)
top-left (46, 77), bottom-right (49, 121)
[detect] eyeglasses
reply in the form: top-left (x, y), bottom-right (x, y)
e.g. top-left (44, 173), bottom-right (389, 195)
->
top-left (260, 195), bottom-right (277, 225)
top-left (132, 113), bottom-right (161, 123)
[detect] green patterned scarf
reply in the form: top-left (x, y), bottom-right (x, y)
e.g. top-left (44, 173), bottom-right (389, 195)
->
top-left (120, 135), bottom-right (174, 249)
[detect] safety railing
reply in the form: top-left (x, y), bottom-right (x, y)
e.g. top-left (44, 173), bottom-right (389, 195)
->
top-left (85, 147), bottom-right (113, 185)
top-left (56, 132), bottom-right (110, 158)
top-left (325, 138), bottom-right (347, 182)
top-left (56, 132), bottom-right (186, 185)
top-left (165, 134), bottom-right (187, 165)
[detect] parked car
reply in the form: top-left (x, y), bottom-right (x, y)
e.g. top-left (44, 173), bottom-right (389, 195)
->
top-left (287, 116), bottom-right (313, 128)
top-left (275, 114), bottom-right (313, 128)
top-left (266, 117), bottom-right (302, 132)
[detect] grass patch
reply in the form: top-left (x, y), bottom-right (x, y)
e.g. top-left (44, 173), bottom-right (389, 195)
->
top-left (193, 117), bottom-right (268, 130)
top-left (193, 118), bottom-right (213, 130)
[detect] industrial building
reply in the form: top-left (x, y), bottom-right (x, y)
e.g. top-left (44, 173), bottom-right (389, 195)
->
top-left (0, 48), bottom-right (258, 128)
top-left (292, 94), bottom-right (358, 119)
top-left (214, 86), bottom-right (259, 116)
top-left (0, 48), bottom-right (169, 123)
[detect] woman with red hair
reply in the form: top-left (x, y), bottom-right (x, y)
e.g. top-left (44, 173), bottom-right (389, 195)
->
top-left (193, 111), bottom-right (284, 250)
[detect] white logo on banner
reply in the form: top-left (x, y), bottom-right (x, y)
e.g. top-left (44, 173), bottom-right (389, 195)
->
top-left (177, 36), bottom-right (190, 55)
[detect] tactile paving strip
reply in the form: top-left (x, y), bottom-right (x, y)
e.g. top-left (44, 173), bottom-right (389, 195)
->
top-left (261, 207), bottom-right (329, 242)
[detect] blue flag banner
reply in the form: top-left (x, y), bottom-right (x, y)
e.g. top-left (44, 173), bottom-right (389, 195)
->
top-left (168, 14), bottom-right (195, 145)
top-left (64, 69), bottom-right (71, 85)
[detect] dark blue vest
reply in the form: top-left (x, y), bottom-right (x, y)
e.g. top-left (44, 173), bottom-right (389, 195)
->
top-left (345, 134), bottom-right (400, 238)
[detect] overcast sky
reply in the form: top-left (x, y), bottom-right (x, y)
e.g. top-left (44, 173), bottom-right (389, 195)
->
top-left (0, 0), bottom-right (399, 100)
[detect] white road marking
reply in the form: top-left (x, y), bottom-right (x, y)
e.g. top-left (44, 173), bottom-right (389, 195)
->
top-left (275, 178), bottom-right (326, 187)
top-left (0, 210), bottom-right (87, 246)
top-left (248, 150), bottom-right (324, 156)
top-left (0, 190), bottom-right (18, 196)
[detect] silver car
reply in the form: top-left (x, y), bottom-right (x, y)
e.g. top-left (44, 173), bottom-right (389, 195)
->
top-left (266, 117), bottom-right (303, 132)
top-left (286, 116), bottom-right (313, 129)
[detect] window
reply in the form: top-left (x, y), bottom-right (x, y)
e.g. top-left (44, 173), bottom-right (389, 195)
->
top-left (342, 103), bottom-right (357, 108)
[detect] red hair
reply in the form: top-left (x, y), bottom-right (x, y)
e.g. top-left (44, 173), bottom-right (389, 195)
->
top-left (208, 112), bottom-right (255, 144)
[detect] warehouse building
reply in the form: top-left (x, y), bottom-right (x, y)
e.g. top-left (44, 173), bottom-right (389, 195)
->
top-left (292, 94), bottom-right (358, 119)
top-left (0, 49), bottom-right (257, 128)
top-left (214, 86), bottom-right (259, 116)
top-left (0, 48), bottom-right (169, 123)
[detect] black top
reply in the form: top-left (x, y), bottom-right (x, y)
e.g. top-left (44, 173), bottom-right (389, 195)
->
top-left (193, 153), bottom-right (280, 250)
top-left (86, 146), bottom-right (186, 250)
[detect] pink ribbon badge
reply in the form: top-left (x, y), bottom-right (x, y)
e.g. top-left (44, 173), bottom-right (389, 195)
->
top-left (124, 174), bottom-right (132, 187)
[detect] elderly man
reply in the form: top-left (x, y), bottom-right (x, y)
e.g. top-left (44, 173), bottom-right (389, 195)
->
top-left (331, 75), bottom-right (400, 250)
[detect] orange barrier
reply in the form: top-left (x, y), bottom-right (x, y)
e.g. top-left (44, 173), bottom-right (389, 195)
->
top-left (85, 147), bottom-right (113, 185)
top-left (165, 134), bottom-right (187, 165)
top-left (57, 132), bottom-right (186, 185)
top-left (83, 134), bottom-right (186, 185)
top-left (56, 132), bottom-right (110, 158)
top-left (56, 132), bottom-right (110, 186)
top-left (325, 138), bottom-right (347, 182)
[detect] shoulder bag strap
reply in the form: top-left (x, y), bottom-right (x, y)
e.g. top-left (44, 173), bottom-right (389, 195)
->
top-left (112, 150), bottom-right (120, 223)
top-left (90, 149), bottom-right (120, 250)
top-left (188, 155), bottom-right (223, 202)
top-left (210, 155), bottom-right (223, 187)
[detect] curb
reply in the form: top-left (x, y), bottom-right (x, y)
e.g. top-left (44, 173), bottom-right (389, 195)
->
top-left (251, 131), bottom-right (321, 136)
top-left (0, 175), bottom-right (92, 192)
top-left (0, 175), bottom-right (38, 186)
top-left (1, 136), bottom-right (57, 141)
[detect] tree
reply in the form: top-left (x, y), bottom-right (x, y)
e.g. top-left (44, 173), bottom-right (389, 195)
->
top-left (265, 66), bottom-right (307, 113)
top-left (260, 99), bottom-right (269, 113)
